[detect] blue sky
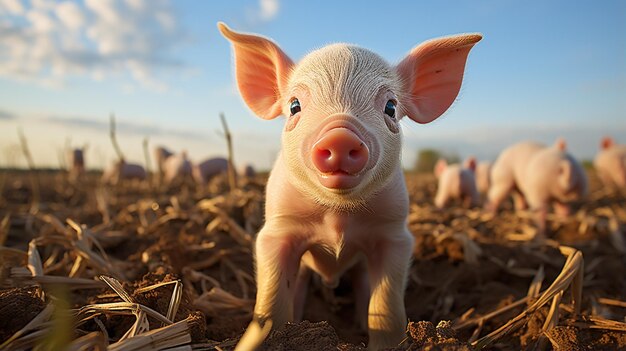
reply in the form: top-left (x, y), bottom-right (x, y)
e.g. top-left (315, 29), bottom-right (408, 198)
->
top-left (0, 0), bottom-right (624, 170)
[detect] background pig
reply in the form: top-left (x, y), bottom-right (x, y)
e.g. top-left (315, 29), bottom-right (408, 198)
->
top-left (101, 160), bottom-right (147, 185)
top-left (162, 151), bottom-right (193, 186)
top-left (218, 22), bottom-right (481, 350)
top-left (594, 137), bottom-right (626, 190)
top-left (487, 139), bottom-right (588, 234)
top-left (154, 146), bottom-right (174, 183)
top-left (475, 161), bottom-right (492, 195)
top-left (66, 147), bottom-right (87, 182)
top-left (192, 157), bottom-right (228, 186)
top-left (434, 157), bottom-right (480, 208)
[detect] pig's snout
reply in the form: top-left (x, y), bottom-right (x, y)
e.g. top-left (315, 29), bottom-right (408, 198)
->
top-left (312, 128), bottom-right (369, 189)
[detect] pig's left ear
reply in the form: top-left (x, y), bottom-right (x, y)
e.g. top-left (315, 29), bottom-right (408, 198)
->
top-left (218, 22), bottom-right (294, 120)
top-left (396, 34), bottom-right (482, 124)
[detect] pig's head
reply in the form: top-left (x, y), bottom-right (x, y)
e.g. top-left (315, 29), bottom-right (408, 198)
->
top-left (463, 156), bottom-right (477, 172)
top-left (434, 159), bottom-right (448, 179)
top-left (218, 23), bottom-right (481, 208)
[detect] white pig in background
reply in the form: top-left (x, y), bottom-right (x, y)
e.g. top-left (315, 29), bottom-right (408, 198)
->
top-left (594, 137), bottom-right (626, 190)
top-left (475, 161), bottom-right (492, 195)
top-left (101, 160), bottom-right (147, 185)
top-left (434, 157), bottom-right (480, 208)
top-left (162, 151), bottom-right (193, 186)
top-left (66, 147), bottom-right (87, 182)
top-left (192, 157), bottom-right (228, 185)
top-left (218, 22), bottom-right (481, 350)
top-left (487, 139), bottom-right (588, 234)
top-left (154, 146), bottom-right (174, 182)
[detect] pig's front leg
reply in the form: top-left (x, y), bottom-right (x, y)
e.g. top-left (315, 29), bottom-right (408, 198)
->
top-left (235, 224), bottom-right (305, 351)
top-left (367, 231), bottom-right (414, 350)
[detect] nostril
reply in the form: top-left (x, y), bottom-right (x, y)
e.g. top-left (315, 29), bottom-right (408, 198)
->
top-left (320, 149), bottom-right (331, 159)
top-left (349, 149), bottom-right (359, 158)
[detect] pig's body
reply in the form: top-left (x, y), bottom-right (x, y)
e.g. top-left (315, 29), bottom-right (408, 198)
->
top-left (102, 160), bottom-right (147, 185)
top-left (154, 146), bottom-right (174, 182)
top-left (434, 159), bottom-right (479, 208)
top-left (488, 141), bottom-right (588, 232)
top-left (594, 138), bottom-right (626, 189)
top-left (475, 161), bottom-right (492, 195)
top-left (67, 148), bottom-right (86, 182)
top-left (192, 157), bottom-right (228, 185)
top-left (162, 152), bottom-right (193, 185)
top-left (218, 23), bottom-right (481, 350)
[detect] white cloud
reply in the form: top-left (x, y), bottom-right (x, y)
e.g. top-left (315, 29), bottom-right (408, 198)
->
top-left (259, 0), bottom-right (279, 21)
top-left (55, 2), bottom-right (85, 30)
top-left (0, 0), bottom-right (24, 15)
top-left (0, 0), bottom-right (186, 90)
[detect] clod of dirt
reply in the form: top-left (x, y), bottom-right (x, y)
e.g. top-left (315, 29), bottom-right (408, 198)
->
top-left (545, 325), bottom-right (626, 351)
top-left (0, 286), bottom-right (45, 342)
top-left (401, 320), bottom-right (471, 351)
top-left (258, 320), bottom-right (348, 351)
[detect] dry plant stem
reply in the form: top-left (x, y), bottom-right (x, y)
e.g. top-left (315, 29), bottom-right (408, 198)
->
top-left (472, 246), bottom-right (584, 349)
top-left (0, 214), bottom-right (10, 246)
top-left (142, 136), bottom-right (153, 182)
top-left (597, 297), bottom-right (626, 308)
top-left (134, 279), bottom-right (183, 321)
top-left (219, 112), bottom-right (238, 191)
top-left (109, 114), bottom-right (125, 162)
top-left (108, 318), bottom-right (191, 351)
top-left (17, 127), bottom-right (41, 215)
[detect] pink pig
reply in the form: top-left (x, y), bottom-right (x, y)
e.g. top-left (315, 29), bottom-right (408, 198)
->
top-left (192, 157), bottom-right (228, 185)
top-left (154, 146), bottom-right (174, 183)
top-left (487, 139), bottom-right (588, 233)
top-left (101, 159), bottom-right (147, 185)
top-left (475, 161), bottom-right (492, 195)
top-left (594, 137), bottom-right (626, 189)
top-left (434, 157), bottom-right (480, 208)
top-left (162, 151), bottom-right (193, 185)
top-left (218, 23), bottom-right (481, 350)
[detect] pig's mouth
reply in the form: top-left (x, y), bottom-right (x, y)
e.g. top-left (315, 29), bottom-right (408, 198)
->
top-left (317, 171), bottom-right (363, 190)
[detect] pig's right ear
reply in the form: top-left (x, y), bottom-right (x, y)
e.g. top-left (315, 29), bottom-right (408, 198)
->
top-left (218, 22), bottom-right (294, 120)
top-left (396, 34), bottom-right (482, 124)
top-left (601, 136), bottom-right (614, 150)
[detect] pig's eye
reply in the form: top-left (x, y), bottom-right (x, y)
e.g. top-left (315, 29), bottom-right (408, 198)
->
top-left (384, 100), bottom-right (396, 119)
top-left (289, 99), bottom-right (301, 116)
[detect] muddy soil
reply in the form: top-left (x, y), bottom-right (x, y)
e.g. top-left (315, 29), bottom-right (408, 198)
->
top-left (0, 170), bottom-right (624, 350)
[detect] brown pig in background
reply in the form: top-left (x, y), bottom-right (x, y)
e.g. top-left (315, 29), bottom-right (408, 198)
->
top-left (218, 23), bottom-right (481, 350)
top-left (594, 137), bottom-right (626, 190)
top-left (487, 139), bottom-right (588, 235)
top-left (434, 157), bottom-right (480, 208)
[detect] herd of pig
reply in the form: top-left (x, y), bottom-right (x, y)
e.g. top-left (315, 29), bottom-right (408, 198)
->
top-left (65, 146), bottom-right (255, 186)
top-left (434, 137), bottom-right (625, 233)
top-left (214, 23), bottom-right (626, 351)
top-left (59, 22), bottom-right (625, 351)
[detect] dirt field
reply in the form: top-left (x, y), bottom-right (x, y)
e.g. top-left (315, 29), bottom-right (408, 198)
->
top-left (0, 170), bottom-right (625, 350)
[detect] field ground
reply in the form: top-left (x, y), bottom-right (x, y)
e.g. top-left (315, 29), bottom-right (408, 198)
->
top-left (0, 170), bottom-right (625, 350)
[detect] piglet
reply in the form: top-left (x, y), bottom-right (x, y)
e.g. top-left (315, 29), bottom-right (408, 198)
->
top-left (487, 139), bottom-right (587, 234)
top-left (434, 157), bottom-right (480, 208)
top-left (101, 160), bottom-right (147, 185)
top-left (475, 161), bottom-right (492, 195)
top-left (594, 137), bottom-right (626, 190)
top-left (192, 157), bottom-right (228, 185)
top-left (154, 146), bottom-right (174, 183)
top-left (162, 151), bottom-right (193, 186)
top-left (218, 23), bottom-right (481, 350)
